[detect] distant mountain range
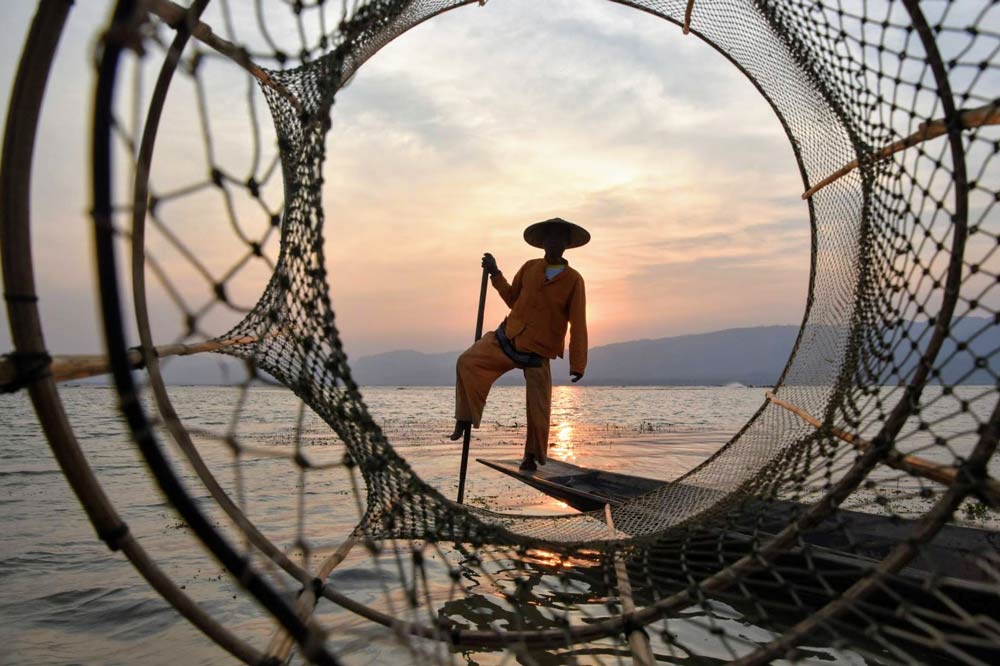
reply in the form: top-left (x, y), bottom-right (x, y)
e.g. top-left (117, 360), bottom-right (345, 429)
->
top-left (350, 325), bottom-right (801, 386)
top-left (350, 318), bottom-right (999, 386)
top-left (74, 319), bottom-right (997, 386)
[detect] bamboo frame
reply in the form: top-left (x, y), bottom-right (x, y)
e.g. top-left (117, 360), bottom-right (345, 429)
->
top-left (0, 334), bottom-right (271, 388)
top-left (734, 399), bottom-right (1000, 666)
top-left (122, 7), bottom-right (335, 659)
top-left (802, 100), bottom-right (1000, 199)
top-left (766, 391), bottom-right (1000, 508)
top-left (144, 0), bottom-right (303, 112)
top-left (605, 505), bottom-right (655, 666)
top-left (5, 0), bottom-right (985, 663)
top-left (265, 533), bottom-right (361, 662)
top-left (683, 0), bottom-right (695, 34)
top-left (1, 3), bottom-right (264, 664)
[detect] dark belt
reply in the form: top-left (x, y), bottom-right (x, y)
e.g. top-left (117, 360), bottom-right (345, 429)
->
top-left (495, 321), bottom-right (544, 368)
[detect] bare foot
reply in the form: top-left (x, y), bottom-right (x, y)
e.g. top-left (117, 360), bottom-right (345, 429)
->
top-left (449, 420), bottom-right (471, 441)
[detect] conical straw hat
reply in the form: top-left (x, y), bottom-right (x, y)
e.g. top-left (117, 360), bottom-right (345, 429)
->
top-left (523, 217), bottom-right (591, 249)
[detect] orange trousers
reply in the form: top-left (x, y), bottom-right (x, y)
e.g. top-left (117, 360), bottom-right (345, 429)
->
top-left (455, 331), bottom-right (552, 463)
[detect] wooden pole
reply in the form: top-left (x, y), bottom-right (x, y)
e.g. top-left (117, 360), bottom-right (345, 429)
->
top-left (144, 0), bottom-right (303, 112)
top-left (802, 101), bottom-right (1000, 199)
top-left (683, 0), bottom-right (695, 35)
top-left (605, 505), bottom-right (655, 666)
top-left (0, 333), bottom-right (272, 388)
top-left (766, 391), bottom-right (1000, 508)
top-left (456, 266), bottom-right (490, 504)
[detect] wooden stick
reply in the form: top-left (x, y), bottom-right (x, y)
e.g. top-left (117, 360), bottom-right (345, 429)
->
top-left (265, 532), bottom-right (361, 662)
top-left (144, 0), bottom-right (303, 112)
top-left (0, 333), bottom-right (276, 387)
top-left (766, 391), bottom-right (1000, 508)
top-left (683, 0), bottom-right (695, 35)
top-left (456, 265), bottom-right (490, 504)
top-left (605, 505), bottom-right (655, 666)
top-left (802, 100), bottom-right (1000, 199)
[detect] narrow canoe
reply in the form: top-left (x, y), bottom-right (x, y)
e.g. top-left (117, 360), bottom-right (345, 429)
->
top-left (478, 457), bottom-right (1000, 659)
top-left (477, 457), bottom-right (1000, 583)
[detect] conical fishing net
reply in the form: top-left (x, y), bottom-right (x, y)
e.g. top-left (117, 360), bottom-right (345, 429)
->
top-left (4, 0), bottom-right (1000, 664)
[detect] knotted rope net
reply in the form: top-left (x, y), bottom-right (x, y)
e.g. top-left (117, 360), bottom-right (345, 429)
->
top-left (5, 0), bottom-right (999, 664)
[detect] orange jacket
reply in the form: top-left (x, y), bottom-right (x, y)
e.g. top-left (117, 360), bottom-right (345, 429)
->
top-left (491, 258), bottom-right (588, 374)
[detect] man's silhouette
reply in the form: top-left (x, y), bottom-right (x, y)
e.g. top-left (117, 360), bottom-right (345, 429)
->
top-left (450, 218), bottom-right (589, 470)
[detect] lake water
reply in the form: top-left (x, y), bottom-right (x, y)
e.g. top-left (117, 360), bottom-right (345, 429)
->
top-left (0, 384), bottom-right (989, 665)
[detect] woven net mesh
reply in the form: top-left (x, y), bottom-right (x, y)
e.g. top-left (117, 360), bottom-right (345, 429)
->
top-left (18, 0), bottom-right (1000, 663)
top-left (219, 0), bottom-right (999, 539)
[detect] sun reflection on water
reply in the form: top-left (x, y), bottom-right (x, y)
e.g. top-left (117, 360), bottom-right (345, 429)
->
top-left (549, 385), bottom-right (582, 463)
top-left (549, 422), bottom-right (576, 462)
top-left (522, 548), bottom-right (602, 570)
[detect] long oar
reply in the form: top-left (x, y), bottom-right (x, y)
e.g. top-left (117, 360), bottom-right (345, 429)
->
top-left (456, 265), bottom-right (489, 504)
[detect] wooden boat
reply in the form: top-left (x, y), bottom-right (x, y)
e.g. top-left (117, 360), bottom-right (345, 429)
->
top-left (477, 458), bottom-right (668, 512)
top-left (477, 458), bottom-right (1000, 584)
top-left (478, 457), bottom-right (1000, 661)
top-left (479, 459), bottom-right (1000, 664)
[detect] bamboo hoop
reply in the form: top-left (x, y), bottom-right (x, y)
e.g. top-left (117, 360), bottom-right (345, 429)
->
top-left (683, 0), bottom-right (695, 35)
top-left (736, 10), bottom-right (980, 661)
top-left (605, 505), bottom-right (655, 666)
top-left (802, 100), bottom-right (1000, 199)
top-left (1, 4), bottom-right (263, 663)
top-left (124, 6), bottom-right (334, 660)
top-left (766, 391), bottom-right (1000, 508)
top-left (733, 397), bottom-right (1000, 666)
top-left (5, 0), bottom-right (984, 660)
top-left (0, 333), bottom-right (277, 388)
top-left (144, 0), bottom-right (303, 112)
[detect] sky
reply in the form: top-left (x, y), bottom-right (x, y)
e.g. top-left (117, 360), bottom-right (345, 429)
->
top-left (0, 0), bottom-right (810, 360)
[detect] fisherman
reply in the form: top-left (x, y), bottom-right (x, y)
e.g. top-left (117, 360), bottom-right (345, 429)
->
top-left (450, 217), bottom-right (589, 471)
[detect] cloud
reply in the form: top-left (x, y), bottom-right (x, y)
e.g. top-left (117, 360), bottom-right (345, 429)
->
top-left (0, 0), bottom-right (810, 360)
top-left (315, 0), bottom-right (810, 356)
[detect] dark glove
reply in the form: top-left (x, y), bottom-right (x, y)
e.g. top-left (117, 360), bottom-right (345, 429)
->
top-left (482, 252), bottom-right (500, 277)
top-left (570, 372), bottom-right (583, 383)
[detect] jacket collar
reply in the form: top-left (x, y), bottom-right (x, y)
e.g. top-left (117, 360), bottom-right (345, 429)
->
top-left (539, 257), bottom-right (570, 285)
